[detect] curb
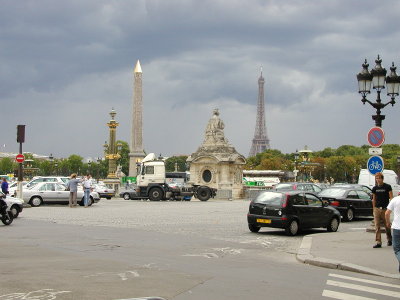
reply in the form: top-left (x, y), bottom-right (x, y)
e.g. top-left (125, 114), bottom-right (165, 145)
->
top-left (296, 235), bottom-right (400, 279)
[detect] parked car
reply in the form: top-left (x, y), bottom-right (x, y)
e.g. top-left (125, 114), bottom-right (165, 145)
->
top-left (119, 184), bottom-right (142, 200)
top-left (21, 182), bottom-right (100, 207)
top-left (25, 176), bottom-right (70, 189)
top-left (274, 182), bottom-right (323, 193)
top-left (318, 187), bottom-right (372, 221)
top-left (8, 181), bottom-right (28, 195)
top-left (93, 184), bottom-right (115, 199)
top-left (332, 183), bottom-right (372, 197)
top-left (1, 191), bottom-right (23, 218)
top-left (247, 190), bottom-right (341, 236)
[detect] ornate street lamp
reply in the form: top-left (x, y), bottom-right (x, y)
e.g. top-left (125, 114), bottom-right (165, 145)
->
top-left (293, 150), bottom-right (299, 182)
top-left (104, 108), bottom-right (122, 179)
top-left (357, 55), bottom-right (400, 127)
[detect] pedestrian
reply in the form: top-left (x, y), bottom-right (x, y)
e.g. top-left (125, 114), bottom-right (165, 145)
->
top-left (66, 173), bottom-right (81, 207)
top-left (385, 195), bottom-right (400, 273)
top-left (372, 172), bottom-right (393, 248)
top-left (1, 177), bottom-right (9, 195)
top-left (82, 174), bottom-right (92, 207)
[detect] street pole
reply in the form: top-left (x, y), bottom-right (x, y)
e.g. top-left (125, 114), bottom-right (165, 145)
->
top-left (16, 125), bottom-right (25, 201)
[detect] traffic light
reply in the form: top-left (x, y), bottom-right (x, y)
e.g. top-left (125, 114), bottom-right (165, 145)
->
top-left (17, 125), bottom-right (25, 143)
top-left (13, 169), bottom-right (18, 177)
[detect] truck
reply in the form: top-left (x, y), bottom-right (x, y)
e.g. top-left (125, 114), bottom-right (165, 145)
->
top-left (133, 153), bottom-right (217, 201)
top-left (358, 169), bottom-right (400, 196)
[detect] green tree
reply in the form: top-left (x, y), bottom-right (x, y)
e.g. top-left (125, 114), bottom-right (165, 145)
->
top-left (0, 158), bottom-right (14, 174)
top-left (165, 156), bottom-right (188, 172)
top-left (116, 140), bottom-right (130, 176)
top-left (66, 155), bottom-right (84, 174)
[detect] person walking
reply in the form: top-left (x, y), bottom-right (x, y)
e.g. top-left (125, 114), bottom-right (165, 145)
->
top-left (67, 173), bottom-right (81, 207)
top-left (385, 195), bottom-right (400, 273)
top-left (372, 172), bottom-right (393, 248)
top-left (1, 177), bottom-right (9, 195)
top-left (82, 174), bottom-right (92, 207)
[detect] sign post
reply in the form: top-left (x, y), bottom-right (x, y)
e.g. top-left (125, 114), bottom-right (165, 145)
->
top-left (16, 125), bottom-right (25, 201)
top-left (367, 156), bottom-right (384, 175)
top-left (367, 127), bottom-right (385, 176)
top-left (367, 127), bottom-right (385, 148)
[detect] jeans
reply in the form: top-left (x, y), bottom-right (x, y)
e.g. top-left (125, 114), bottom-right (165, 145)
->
top-left (84, 189), bottom-right (91, 206)
top-left (393, 228), bottom-right (400, 273)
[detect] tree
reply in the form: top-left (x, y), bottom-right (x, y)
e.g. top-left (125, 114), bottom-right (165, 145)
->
top-left (116, 140), bottom-right (130, 176)
top-left (66, 155), bottom-right (84, 174)
top-left (0, 158), bottom-right (14, 174)
top-left (165, 156), bottom-right (188, 172)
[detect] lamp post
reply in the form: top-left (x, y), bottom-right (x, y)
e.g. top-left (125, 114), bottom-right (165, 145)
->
top-left (49, 153), bottom-right (54, 175)
top-left (357, 55), bottom-right (400, 127)
top-left (293, 150), bottom-right (299, 182)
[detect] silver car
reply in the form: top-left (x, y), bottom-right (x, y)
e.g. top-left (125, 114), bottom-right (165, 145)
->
top-left (22, 182), bottom-right (100, 207)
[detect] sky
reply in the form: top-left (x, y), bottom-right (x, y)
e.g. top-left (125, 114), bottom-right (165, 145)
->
top-left (2, 0), bottom-right (400, 161)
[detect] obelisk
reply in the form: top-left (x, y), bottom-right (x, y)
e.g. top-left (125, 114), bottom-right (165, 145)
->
top-left (129, 60), bottom-right (146, 176)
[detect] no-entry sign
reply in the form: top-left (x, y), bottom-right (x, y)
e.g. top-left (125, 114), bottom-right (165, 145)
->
top-left (15, 154), bottom-right (25, 163)
top-left (367, 127), bottom-right (385, 147)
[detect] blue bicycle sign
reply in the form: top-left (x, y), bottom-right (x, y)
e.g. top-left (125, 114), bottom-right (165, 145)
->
top-left (367, 156), bottom-right (384, 175)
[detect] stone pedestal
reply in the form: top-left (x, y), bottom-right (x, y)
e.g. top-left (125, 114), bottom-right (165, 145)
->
top-left (102, 178), bottom-right (121, 195)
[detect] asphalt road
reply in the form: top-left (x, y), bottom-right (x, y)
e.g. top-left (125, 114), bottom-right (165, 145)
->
top-left (0, 199), bottom-right (397, 300)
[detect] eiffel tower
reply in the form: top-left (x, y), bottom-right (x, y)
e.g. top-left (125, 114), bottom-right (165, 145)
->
top-left (249, 68), bottom-right (270, 157)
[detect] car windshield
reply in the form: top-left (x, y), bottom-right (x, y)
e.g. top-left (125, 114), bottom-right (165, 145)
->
top-left (254, 192), bottom-right (284, 206)
top-left (319, 188), bottom-right (347, 197)
top-left (61, 178), bottom-right (69, 184)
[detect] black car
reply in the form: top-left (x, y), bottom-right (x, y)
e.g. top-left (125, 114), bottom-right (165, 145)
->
top-left (332, 183), bottom-right (372, 197)
top-left (247, 191), bottom-right (341, 236)
top-left (274, 182), bottom-right (323, 194)
top-left (318, 187), bottom-right (372, 222)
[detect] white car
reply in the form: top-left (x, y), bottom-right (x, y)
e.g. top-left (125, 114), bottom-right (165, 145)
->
top-left (21, 182), bottom-right (100, 207)
top-left (0, 191), bottom-right (23, 218)
top-left (8, 181), bottom-right (28, 196)
top-left (93, 184), bottom-right (115, 199)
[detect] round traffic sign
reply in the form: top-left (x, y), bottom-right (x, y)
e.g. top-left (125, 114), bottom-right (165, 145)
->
top-left (367, 155), bottom-right (384, 175)
top-left (367, 127), bottom-right (385, 147)
top-left (15, 154), bottom-right (25, 163)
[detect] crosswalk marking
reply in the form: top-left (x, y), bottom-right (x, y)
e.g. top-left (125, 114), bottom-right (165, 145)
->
top-left (329, 273), bottom-right (400, 289)
top-left (326, 280), bottom-right (400, 298)
top-left (322, 289), bottom-right (376, 300)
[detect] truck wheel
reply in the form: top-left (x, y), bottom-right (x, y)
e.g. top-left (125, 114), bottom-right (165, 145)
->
top-left (149, 187), bottom-right (163, 201)
top-left (197, 187), bottom-right (211, 201)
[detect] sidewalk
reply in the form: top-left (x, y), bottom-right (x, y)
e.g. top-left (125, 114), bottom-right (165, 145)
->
top-left (297, 230), bottom-right (400, 279)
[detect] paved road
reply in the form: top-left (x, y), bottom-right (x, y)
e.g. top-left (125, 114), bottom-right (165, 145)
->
top-left (1, 199), bottom-right (398, 300)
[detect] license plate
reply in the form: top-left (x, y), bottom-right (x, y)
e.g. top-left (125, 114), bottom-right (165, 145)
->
top-left (257, 219), bottom-right (271, 224)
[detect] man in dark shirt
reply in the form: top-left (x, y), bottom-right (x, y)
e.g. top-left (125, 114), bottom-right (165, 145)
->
top-left (372, 172), bottom-right (393, 248)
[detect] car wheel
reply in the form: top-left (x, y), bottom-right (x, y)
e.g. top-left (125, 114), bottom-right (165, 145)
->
top-left (1, 211), bottom-right (13, 225)
top-left (343, 208), bottom-right (354, 222)
top-left (10, 205), bottom-right (20, 218)
top-left (30, 196), bottom-right (42, 207)
top-left (149, 188), bottom-right (163, 201)
top-left (106, 197), bottom-right (111, 200)
top-left (327, 217), bottom-right (339, 232)
top-left (123, 193), bottom-right (130, 200)
top-left (285, 220), bottom-right (299, 236)
top-left (248, 223), bottom-right (260, 233)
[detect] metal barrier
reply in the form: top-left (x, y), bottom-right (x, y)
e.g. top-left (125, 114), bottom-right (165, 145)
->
top-left (216, 189), bottom-right (232, 200)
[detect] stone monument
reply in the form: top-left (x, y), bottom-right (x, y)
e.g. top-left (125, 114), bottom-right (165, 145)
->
top-left (129, 60), bottom-right (146, 177)
top-left (187, 109), bottom-right (246, 199)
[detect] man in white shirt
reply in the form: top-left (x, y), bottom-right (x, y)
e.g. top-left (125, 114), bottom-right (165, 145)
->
top-left (385, 195), bottom-right (400, 273)
top-left (82, 174), bottom-right (92, 208)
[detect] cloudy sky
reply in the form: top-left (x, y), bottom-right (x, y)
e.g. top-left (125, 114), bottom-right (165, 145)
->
top-left (2, 0), bottom-right (400, 160)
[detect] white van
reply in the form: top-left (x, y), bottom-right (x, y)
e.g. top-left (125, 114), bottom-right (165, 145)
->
top-left (358, 169), bottom-right (400, 196)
